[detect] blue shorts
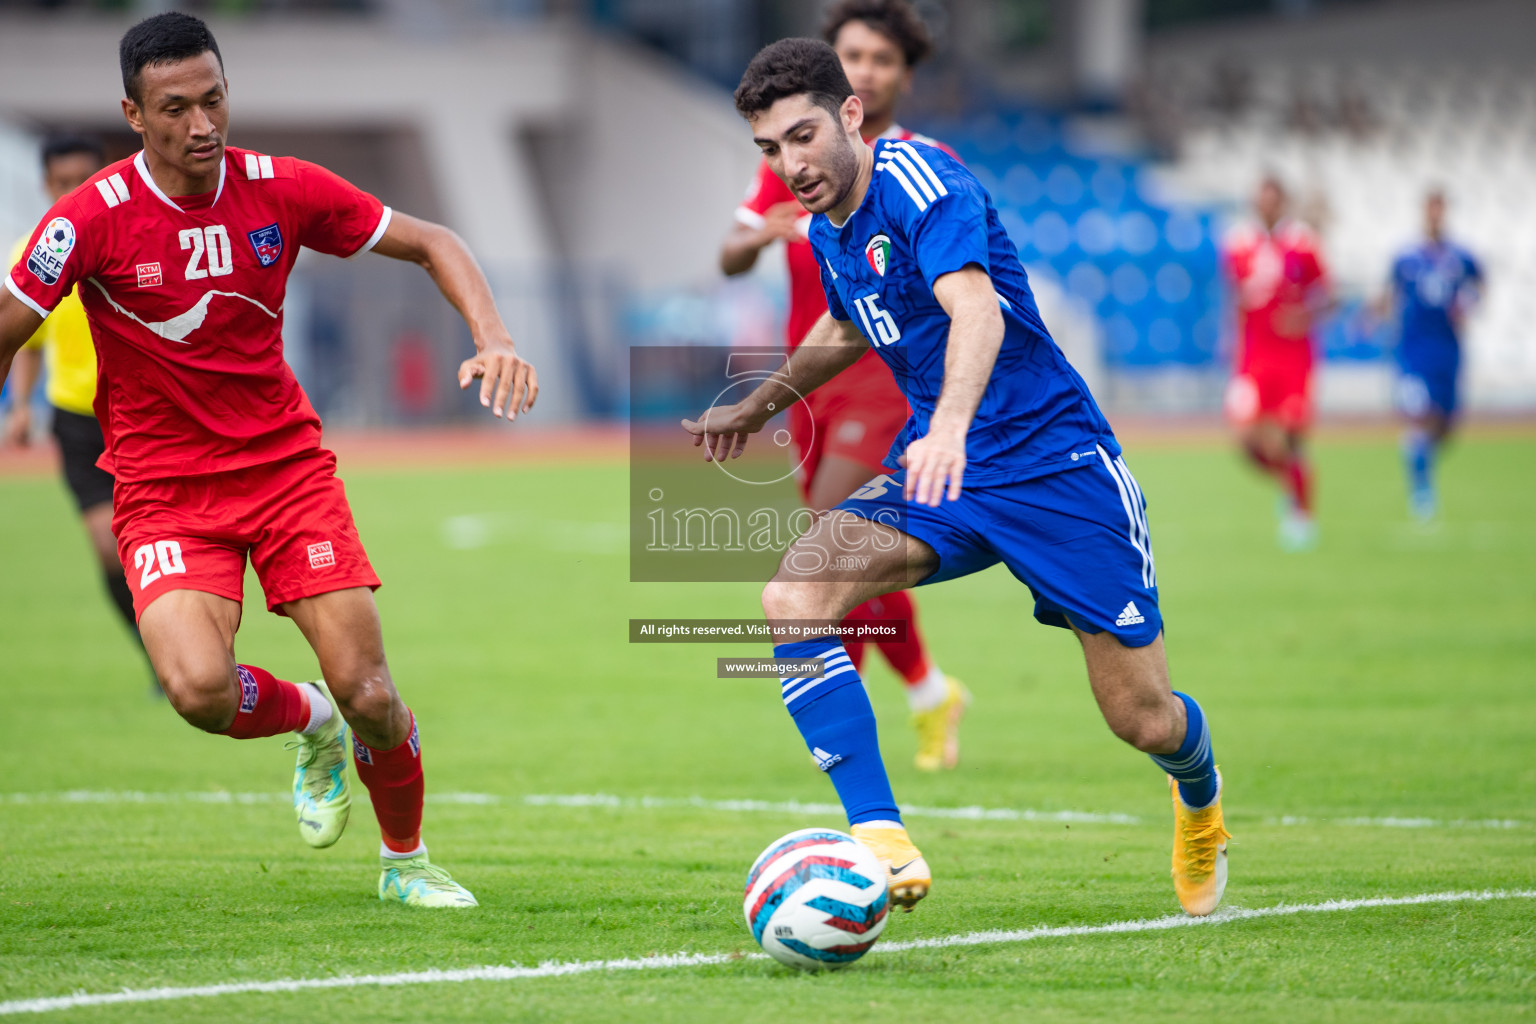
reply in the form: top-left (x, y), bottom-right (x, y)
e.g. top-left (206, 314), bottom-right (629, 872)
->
top-left (835, 446), bottom-right (1162, 647)
top-left (1397, 367), bottom-right (1458, 418)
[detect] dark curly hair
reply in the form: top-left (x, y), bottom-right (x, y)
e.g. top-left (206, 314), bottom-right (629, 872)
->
top-left (821, 0), bottom-right (933, 67)
top-left (734, 38), bottom-right (854, 121)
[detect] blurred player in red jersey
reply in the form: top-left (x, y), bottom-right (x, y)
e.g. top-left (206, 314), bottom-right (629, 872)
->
top-left (719, 0), bottom-right (969, 772)
top-left (0, 14), bottom-right (537, 907)
top-left (1222, 176), bottom-right (1331, 551)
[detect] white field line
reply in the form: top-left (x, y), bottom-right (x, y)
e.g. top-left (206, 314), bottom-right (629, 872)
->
top-left (519, 792), bottom-right (1142, 825)
top-left (3, 790), bottom-right (1528, 830)
top-left (1, 888), bottom-right (1530, 1016)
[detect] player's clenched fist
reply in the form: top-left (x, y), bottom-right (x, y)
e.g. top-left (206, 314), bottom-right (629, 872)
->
top-left (681, 403), bottom-right (767, 463)
top-left (899, 432), bottom-right (966, 506)
top-left (459, 341), bottom-right (538, 421)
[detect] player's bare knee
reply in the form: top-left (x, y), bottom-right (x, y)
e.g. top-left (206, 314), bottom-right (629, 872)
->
top-left (159, 665), bottom-right (238, 732)
top-left (762, 579), bottom-right (803, 620)
top-left (333, 672), bottom-right (398, 732)
top-left (1108, 704), bottom-right (1180, 754)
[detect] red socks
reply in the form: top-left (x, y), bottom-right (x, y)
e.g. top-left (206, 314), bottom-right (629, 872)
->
top-left (353, 715), bottom-right (425, 852)
top-left (838, 591), bottom-right (932, 686)
top-left (868, 591), bottom-right (930, 685)
top-left (1242, 439), bottom-right (1285, 475)
top-left (1243, 440), bottom-right (1313, 514)
top-left (219, 664), bottom-right (310, 739)
top-left (216, 666), bottom-right (425, 851)
top-left (1286, 456), bottom-right (1313, 514)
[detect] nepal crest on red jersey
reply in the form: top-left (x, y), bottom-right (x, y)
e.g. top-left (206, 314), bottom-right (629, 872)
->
top-left (247, 223), bottom-right (283, 267)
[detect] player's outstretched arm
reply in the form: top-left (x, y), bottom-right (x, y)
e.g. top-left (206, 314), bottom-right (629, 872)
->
top-left (370, 212), bottom-right (538, 421)
top-left (0, 287), bottom-right (45, 401)
top-left (902, 265), bottom-right (1004, 506)
top-left (720, 202), bottom-right (803, 276)
top-left (681, 312), bottom-right (865, 462)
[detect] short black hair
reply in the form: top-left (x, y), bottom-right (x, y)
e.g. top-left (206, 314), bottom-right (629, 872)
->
top-left (40, 134), bottom-right (105, 171)
top-left (734, 38), bottom-right (854, 121)
top-left (119, 12), bottom-right (223, 105)
top-left (822, 0), bottom-right (933, 67)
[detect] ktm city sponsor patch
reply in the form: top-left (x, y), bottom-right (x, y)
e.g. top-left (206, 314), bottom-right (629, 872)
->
top-left (136, 262), bottom-right (163, 288)
top-left (27, 217), bottom-right (75, 286)
top-left (407, 723), bottom-right (420, 757)
top-left (864, 233), bottom-right (892, 276)
top-left (307, 541), bottom-right (335, 569)
top-left (352, 733), bottom-right (373, 764)
top-left (247, 223), bottom-right (283, 267)
top-left (236, 665), bottom-right (259, 713)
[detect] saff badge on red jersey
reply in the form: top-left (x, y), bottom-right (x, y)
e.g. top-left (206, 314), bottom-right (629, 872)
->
top-left (247, 223), bottom-right (283, 267)
top-left (27, 216), bottom-right (75, 286)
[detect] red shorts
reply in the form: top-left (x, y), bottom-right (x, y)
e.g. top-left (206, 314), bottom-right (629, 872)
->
top-left (788, 351), bottom-right (910, 502)
top-left (1225, 355), bottom-right (1315, 432)
top-left (113, 448), bottom-right (380, 620)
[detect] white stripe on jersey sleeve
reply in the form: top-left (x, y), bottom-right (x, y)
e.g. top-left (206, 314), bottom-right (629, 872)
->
top-left (244, 154), bottom-right (260, 180)
top-left (734, 206), bottom-right (766, 229)
top-left (890, 150), bottom-right (939, 203)
top-left (257, 154), bottom-right (274, 179)
top-left (347, 206), bottom-right (394, 260)
top-left (108, 174), bottom-right (130, 203)
top-left (892, 141), bottom-right (948, 196)
top-left (876, 158), bottom-right (929, 212)
top-left (94, 179), bottom-right (121, 208)
top-left (5, 274), bottom-right (51, 318)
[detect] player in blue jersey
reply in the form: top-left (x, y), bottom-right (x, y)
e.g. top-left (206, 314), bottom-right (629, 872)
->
top-left (683, 39), bottom-right (1230, 919)
top-left (1381, 189), bottom-right (1483, 521)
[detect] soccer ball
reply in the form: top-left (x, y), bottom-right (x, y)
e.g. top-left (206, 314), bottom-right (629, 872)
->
top-left (41, 217), bottom-right (74, 257)
top-left (742, 827), bottom-right (890, 971)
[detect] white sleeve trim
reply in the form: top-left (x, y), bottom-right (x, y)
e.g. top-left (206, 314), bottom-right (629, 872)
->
top-left (4, 274), bottom-right (50, 319)
top-left (348, 206), bottom-right (393, 260)
top-left (735, 207), bottom-right (766, 230)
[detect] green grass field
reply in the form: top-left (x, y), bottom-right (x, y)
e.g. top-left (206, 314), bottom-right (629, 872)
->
top-left (2, 432), bottom-right (1533, 1021)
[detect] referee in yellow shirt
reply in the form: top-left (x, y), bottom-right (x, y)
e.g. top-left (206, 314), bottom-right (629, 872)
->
top-left (4, 136), bottom-right (151, 687)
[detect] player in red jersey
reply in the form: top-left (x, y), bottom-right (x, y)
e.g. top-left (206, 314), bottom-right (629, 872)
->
top-left (1222, 176), bottom-right (1331, 551)
top-left (719, 0), bottom-right (969, 772)
top-left (0, 14), bottom-right (537, 907)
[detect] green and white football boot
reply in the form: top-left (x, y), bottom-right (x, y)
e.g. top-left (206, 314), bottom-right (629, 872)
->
top-left (378, 854), bottom-right (478, 908)
top-left (286, 680), bottom-right (351, 849)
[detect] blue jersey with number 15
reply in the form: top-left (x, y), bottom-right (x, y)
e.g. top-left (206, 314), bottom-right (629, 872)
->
top-left (807, 138), bottom-right (1118, 486)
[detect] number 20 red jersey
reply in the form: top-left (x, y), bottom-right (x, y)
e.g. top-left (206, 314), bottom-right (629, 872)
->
top-left (5, 147), bottom-right (389, 483)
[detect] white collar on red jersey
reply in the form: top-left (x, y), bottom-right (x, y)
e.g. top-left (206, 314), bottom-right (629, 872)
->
top-left (133, 149), bottom-right (227, 211)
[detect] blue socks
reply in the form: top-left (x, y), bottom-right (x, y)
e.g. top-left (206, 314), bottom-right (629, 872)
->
top-left (1150, 691), bottom-right (1219, 809)
top-left (1405, 429), bottom-right (1434, 498)
top-left (776, 636), bottom-right (900, 826)
top-left (778, 638), bottom-right (1215, 818)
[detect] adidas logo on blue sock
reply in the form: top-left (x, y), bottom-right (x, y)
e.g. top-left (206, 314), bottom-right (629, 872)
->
top-left (811, 746), bottom-right (843, 771)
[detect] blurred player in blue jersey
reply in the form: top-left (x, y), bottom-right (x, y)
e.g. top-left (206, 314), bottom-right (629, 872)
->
top-left (1381, 189), bottom-right (1483, 521)
top-left (684, 39), bottom-right (1229, 919)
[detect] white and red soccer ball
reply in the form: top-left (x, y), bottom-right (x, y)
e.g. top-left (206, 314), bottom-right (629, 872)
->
top-left (742, 828), bottom-right (890, 970)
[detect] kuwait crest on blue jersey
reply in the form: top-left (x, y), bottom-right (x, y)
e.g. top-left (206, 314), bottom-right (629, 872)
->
top-left (247, 223), bottom-right (283, 267)
top-left (865, 233), bottom-right (892, 276)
